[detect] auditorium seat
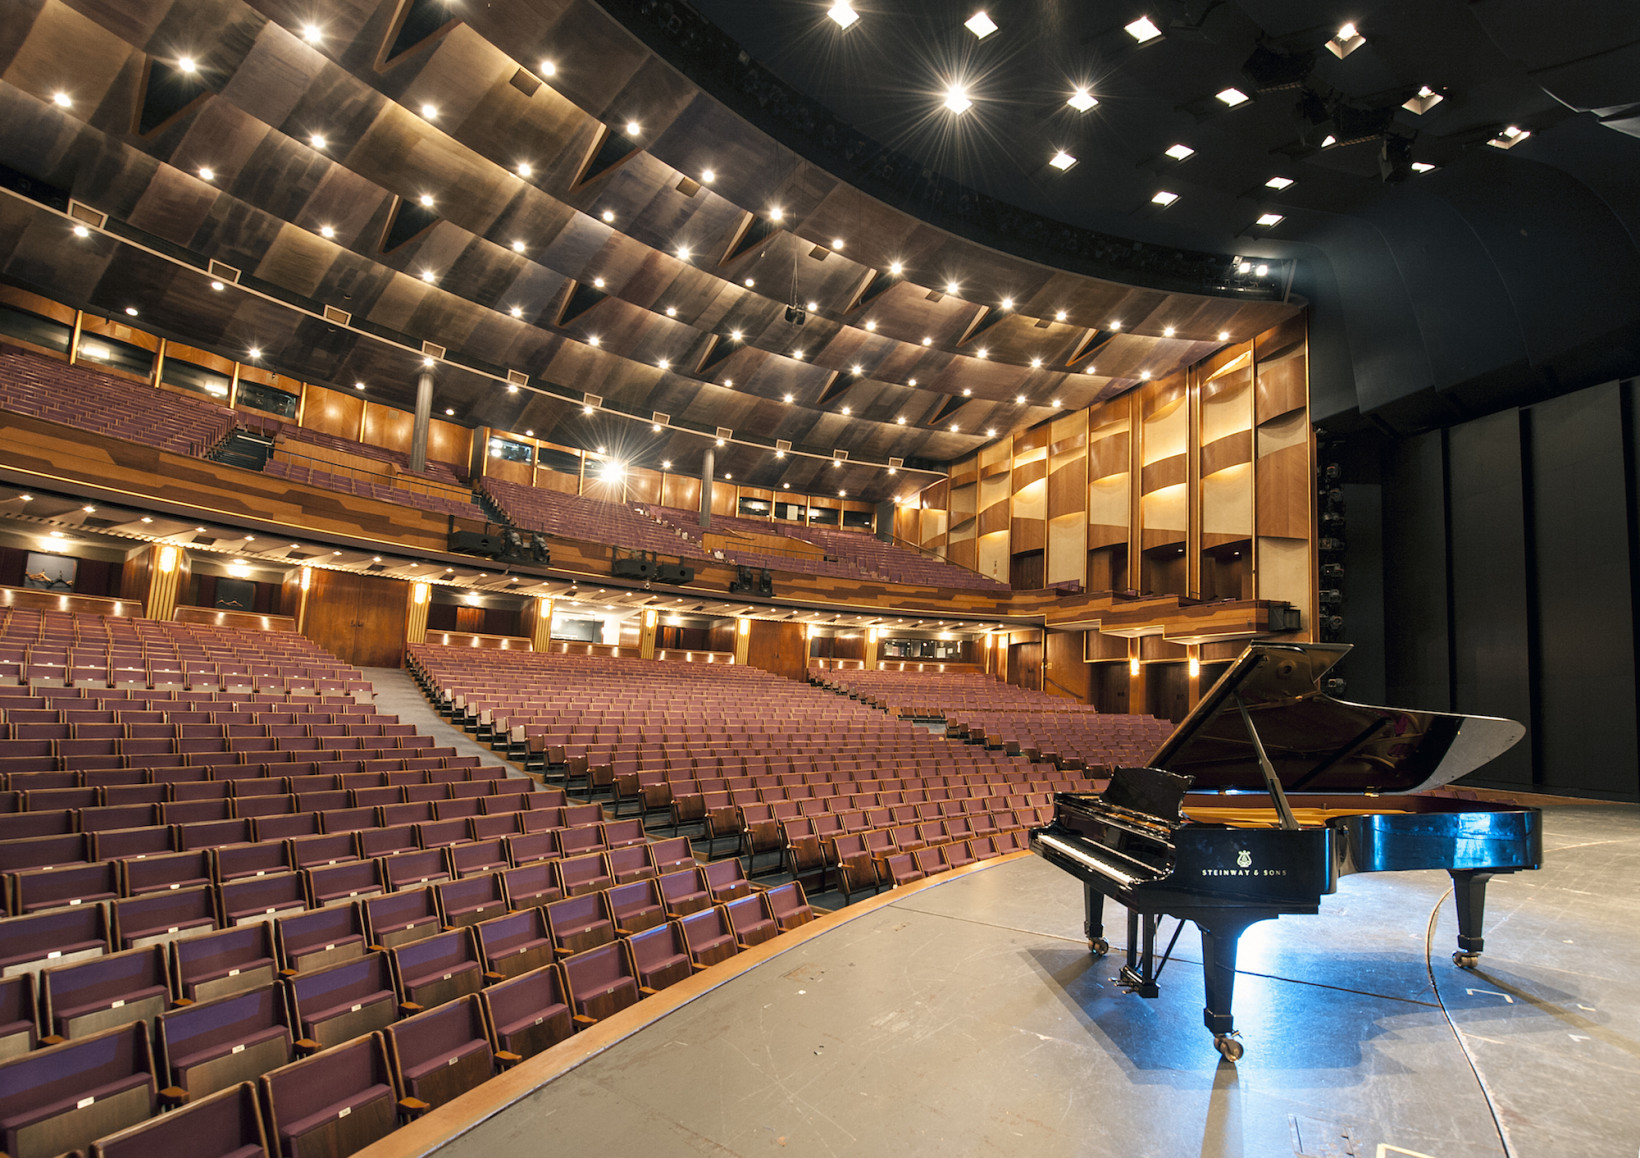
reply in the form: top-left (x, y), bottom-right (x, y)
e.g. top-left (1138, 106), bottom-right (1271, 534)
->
top-left (88, 1080), bottom-right (270, 1158)
top-left (0, 1021), bottom-right (158, 1158)
top-left (657, 869), bottom-right (711, 918)
top-left (111, 886), bottom-right (219, 950)
top-left (677, 908), bottom-right (740, 969)
top-left (498, 861), bottom-right (562, 911)
top-left (11, 861), bottom-right (120, 915)
top-left (171, 923), bottom-right (278, 1003)
top-left (697, 859), bottom-right (754, 903)
top-left (646, 836), bottom-right (695, 877)
top-left (302, 861), bottom-right (384, 909)
top-left (388, 930), bottom-right (484, 1012)
top-left (284, 952), bottom-right (399, 1050)
top-left (477, 965), bottom-right (572, 1062)
top-left (472, 909), bottom-right (553, 982)
top-left (544, 894), bottom-right (614, 956)
top-left (432, 873), bottom-right (507, 930)
top-left (156, 984), bottom-right (294, 1102)
top-left (763, 882), bottom-right (815, 932)
top-left (0, 972), bottom-right (37, 1060)
top-left (624, 924), bottom-right (692, 994)
top-left (258, 1031), bottom-right (398, 1158)
top-left (0, 906), bottom-right (109, 975)
top-left (218, 874), bottom-right (307, 926)
top-left (40, 945), bottom-right (170, 1039)
top-left (275, 905), bottom-right (368, 976)
top-left (721, 895), bottom-right (778, 948)
top-left (380, 850), bottom-right (449, 892)
top-left (383, 995), bottom-right (496, 1116)
top-left (603, 844), bottom-right (654, 886)
top-left (557, 853), bottom-right (611, 897)
top-left (362, 890), bottom-right (440, 952)
top-left (560, 943), bottom-right (639, 1027)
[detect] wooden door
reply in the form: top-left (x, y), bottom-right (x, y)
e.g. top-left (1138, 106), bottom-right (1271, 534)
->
top-left (304, 570), bottom-right (409, 668)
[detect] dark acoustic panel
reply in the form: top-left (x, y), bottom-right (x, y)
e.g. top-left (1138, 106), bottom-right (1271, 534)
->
top-left (1447, 409), bottom-right (1533, 787)
top-left (1528, 383), bottom-right (1638, 797)
top-left (1381, 432), bottom-right (1451, 711)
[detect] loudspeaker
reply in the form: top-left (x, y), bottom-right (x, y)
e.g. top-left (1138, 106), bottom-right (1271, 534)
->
top-left (448, 531), bottom-right (503, 558)
top-left (656, 563), bottom-right (694, 584)
top-left (612, 556), bottom-right (659, 580)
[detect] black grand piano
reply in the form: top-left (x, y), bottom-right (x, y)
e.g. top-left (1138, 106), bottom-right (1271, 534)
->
top-left (1029, 642), bottom-right (1541, 1061)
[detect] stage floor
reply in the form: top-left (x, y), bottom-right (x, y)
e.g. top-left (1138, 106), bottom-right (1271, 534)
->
top-left (427, 804), bottom-right (1639, 1158)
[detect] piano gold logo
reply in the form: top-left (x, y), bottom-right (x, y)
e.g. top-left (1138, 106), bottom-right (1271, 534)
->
top-left (1236, 850), bottom-right (1252, 868)
top-left (1201, 849), bottom-right (1289, 878)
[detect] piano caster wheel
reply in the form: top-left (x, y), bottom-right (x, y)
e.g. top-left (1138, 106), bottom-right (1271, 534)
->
top-left (1213, 1034), bottom-right (1244, 1062)
top-left (1089, 937), bottom-right (1110, 958)
top-left (1452, 952), bottom-right (1480, 969)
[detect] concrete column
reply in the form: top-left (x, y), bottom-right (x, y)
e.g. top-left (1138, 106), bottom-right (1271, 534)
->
top-left (410, 366), bottom-right (434, 473)
top-left (698, 447), bottom-right (714, 530)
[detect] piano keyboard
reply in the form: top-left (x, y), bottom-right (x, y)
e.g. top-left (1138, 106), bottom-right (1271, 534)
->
top-left (1035, 832), bottom-right (1161, 888)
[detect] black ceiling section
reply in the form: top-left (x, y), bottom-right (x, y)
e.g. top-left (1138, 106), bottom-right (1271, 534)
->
top-left (380, 196), bottom-right (439, 252)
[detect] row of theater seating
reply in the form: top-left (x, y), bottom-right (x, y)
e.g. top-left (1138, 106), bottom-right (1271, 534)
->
top-left (813, 667), bottom-right (1177, 769)
top-left (251, 423), bottom-right (468, 488)
top-left (0, 342), bottom-right (238, 458)
top-left (479, 475), bottom-right (713, 562)
top-left (0, 867), bottom-right (815, 1158)
top-left (263, 457), bottom-right (487, 521)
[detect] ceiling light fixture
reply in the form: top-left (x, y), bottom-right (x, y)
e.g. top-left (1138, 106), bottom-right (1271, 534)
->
top-left (944, 84), bottom-right (973, 114)
top-left (965, 11), bottom-right (997, 38)
top-left (1411, 161), bottom-right (1436, 173)
top-left (178, 56), bottom-right (197, 74)
top-left (831, 237), bottom-right (845, 250)
top-left (1256, 212), bottom-right (1284, 227)
top-left (210, 280), bottom-right (224, 291)
top-left (509, 305), bottom-right (523, 318)
top-left (1404, 85), bottom-right (1444, 115)
top-left (1124, 15), bottom-right (1162, 42)
top-left (516, 161), bottom-right (533, 177)
top-left (1152, 190), bottom-right (1179, 206)
top-left (419, 193), bottom-right (434, 207)
top-left (1216, 87), bottom-right (1250, 107)
top-left (865, 320), bottom-right (877, 331)
top-left (1067, 88), bottom-right (1097, 112)
top-left (601, 209), bottom-right (615, 223)
top-left (828, 1), bottom-right (859, 29)
top-left (665, 306), bottom-right (677, 317)
top-left (539, 59), bottom-right (557, 76)
top-left (419, 102), bottom-right (437, 119)
top-left (1326, 22), bottom-right (1366, 58)
top-left (1217, 331), bottom-right (1230, 341)
top-left (309, 134), bottom-right (326, 149)
top-left (72, 224), bottom-right (89, 238)
top-left (676, 246), bottom-right (690, 260)
top-left (1049, 150), bottom-right (1077, 171)
top-left (319, 225), bottom-right (335, 238)
top-left (1488, 125), bottom-right (1531, 149)
top-left (700, 168), bottom-right (715, 183)
top-left (247, 346), bottom-right (261, 359)
top-left (588, 335), bottom-right (601, 346)
top-left (1265, 176), bottom-right (1294, 190)
top-left (896, 416), bottom-right (907, 425)
top-left (625, 121), bottom-right (640, 137)
top-left (1165, 143), bottom-right (1195, 161)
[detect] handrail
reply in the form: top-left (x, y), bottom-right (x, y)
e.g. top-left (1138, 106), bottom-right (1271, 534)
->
top-left (1043, 675), bottom-right (1084, 701)
top-left (272, 447), bottom-right (469, 502)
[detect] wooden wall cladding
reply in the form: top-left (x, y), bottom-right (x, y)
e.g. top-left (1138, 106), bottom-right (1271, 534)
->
top-left (949, 457), bottom-right (979, 487)
top-left (1140, 453), bottom-right (1187, 494)
top-left (1043, 630), bottom-right (1091, 701)
top-left (538, 467), bottom-right (580, 495)
top-left (1201, 431), bottom-right (1253, 477)
top-left (303, 386), bottom-right (365, 441)
top-left (627, 470), bottom-right (661, 505)
top-left (427, 420), bottom-right (471, 470)
top-left (1256, 442), bottom-right (1310, 539)
top-left (1047, 458), bottom-right (1088, 516)
top-left (1011, 458), bottom-right (1048, 490)
top-left (663, 474), bottom-right (701, 511)
top-left (486, 457), bottom-right (531, 485)
top-left (1013, 425), bottom-right (1050, 454)
top-left (1088, 432), bottom-right (1130, 480)
top-left (745, 620), bottom-right (808, 681)
top-left (363, 406), bottom-right (415, 458)
top-left (1256, 353), bottom-right (1307, 424)
top-left (1009, 518), bottom-right (1046, 553)
top-left (977, 503), bottom-right (1010, 536)
top-left (947, 538), bottom-right (978, 571)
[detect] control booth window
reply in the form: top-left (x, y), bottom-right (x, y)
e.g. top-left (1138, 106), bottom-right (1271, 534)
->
top-left (842, 508), bottom-right (873, 531)
top-left (0, 304), bottom-right (71, 353)
top-left (235, 379), bottom-right (298, 417)
top-left (488, 437), bottom-right (533, 463)
top-left (738, 498), bottom-right (772, 518)
top-left (162, 359), bottom-right (232, 402)
top-left (773, 501), bottom-right (806, 522)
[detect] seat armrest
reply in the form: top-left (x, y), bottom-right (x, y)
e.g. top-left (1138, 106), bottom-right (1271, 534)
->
top-left (638, 986), bottom-right (660, 997)
top-left (571, 1013), bottom-right (597, 1028)
top-left (398, 1097), bottom-right (431, 1120)
top-left (483, 971), bottom-right (506, 983)
top-left (495, 1050), bottom-right (523, 1069)
top-left (173, 997), bottom-right (195, 1006)
top-left (294, 1038), bottom-right (321, 1056)
top-left (159, 1086), bottom-right (190, 1108)
top-left (39, 1035), bottom-right (64, 1047)
top-left (399, 1001), bottom-right (424, 1015)
top-left (278, 968), bottom-right (300, 978)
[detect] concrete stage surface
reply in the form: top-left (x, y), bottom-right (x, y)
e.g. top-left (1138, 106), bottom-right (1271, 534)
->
top-left (381, 804), bottom-right (1639, 1158)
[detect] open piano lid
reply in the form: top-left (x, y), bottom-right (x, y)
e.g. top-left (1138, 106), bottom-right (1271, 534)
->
top-left (1149, 643), bottom-right (1525, 795)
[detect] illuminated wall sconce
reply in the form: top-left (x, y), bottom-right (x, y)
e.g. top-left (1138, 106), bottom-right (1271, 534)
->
top-left (1188, 655), bottom-right (1201, 678)
top-left (738, 618), bottom-right (750, 636)
top-left (867, 628), bottom-right (878, 643)
top-left (300, 566), bottom-right (311, 591)
top-left (413, 582), bottom-right (429, 605)
top-left (157, 546), bottom-right (178, 574)
top-left (537, 595), bottom-right (550, 612)
top-left (1129, 656), bottom-right (1141, 677)
top-left (645, 609), bottom-right (658, 627)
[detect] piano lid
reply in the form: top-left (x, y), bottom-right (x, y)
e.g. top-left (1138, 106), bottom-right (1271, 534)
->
top-left (1148, 643), bottom-right (1525, 795)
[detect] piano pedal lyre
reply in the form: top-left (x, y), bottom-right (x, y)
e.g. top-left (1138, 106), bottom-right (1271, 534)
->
top-left (1114, 912), bottom-right (1185, 999)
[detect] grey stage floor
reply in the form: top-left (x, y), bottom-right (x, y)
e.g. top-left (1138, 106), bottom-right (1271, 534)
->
top-left (431, 804), bottom-right (1638, 1158)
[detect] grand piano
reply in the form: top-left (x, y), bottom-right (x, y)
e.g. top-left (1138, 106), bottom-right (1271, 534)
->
top-left (1029, 642), bottom-right (1541, 1061)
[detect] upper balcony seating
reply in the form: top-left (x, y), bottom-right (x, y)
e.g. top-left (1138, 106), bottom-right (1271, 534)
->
top-left (479, 477), bottom-right (712, 561)
top-left (0, 344), bottom-right (236, 459)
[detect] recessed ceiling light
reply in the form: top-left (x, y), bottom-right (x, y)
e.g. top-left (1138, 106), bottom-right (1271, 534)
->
top-left (830, 237), bottom-right (845, 250)
top-left (1256, 212), bottom-right (1284, 227)
top-left (715, 438), bottom-right (725, 447)
top-left (1163, 326), bottom-right (1175, 337)
top-left (965, 10), bottom-right (998, 38)
top-left (949, 423), bottom-right (960, 432)
top-left (588, 335), bottom-right (601, 346)
top-left (700, 168), bottom-right (715, 183)
top-left (1164, 143), bottom-right (1195, 161)
top-left (665, 306), bottom-right (677, 317)
top-left (210, 280), bottom-right (224, 291)
top-left (420, 270), bottom-right (435, 283)
top-left (601, 209), bottom-right (615, 223)
top-left (662, 459), bottom-right (672, 469)
top-left (744, 278), bottom-right (755, 288)
top-left (783, 483), bottom-right (790, 489)
top-left (1050, 398), bottom-right (1062, 407)
top-left (1028, 358), bottom-right (1042, 370)
top-left (625, 121), bottom-right (641, 137)
top-left (865, 320), bottom-right (877, 331)
top-left (1217, 331), bottom-right (1230, 341)
top-left (1411, 161), bottom-right (1436, 173)
top-left (1321, 133), bottom-right (1337, 148)
top-left (1216, 88), bottom-right (1249, 107)
top-left (509, 305), bottom-right (523, 318)
top-left (730, 329), bottom-right (743, 341)
top-left (768, 206), bottom-right (784, 221)
top-left (72, 224), bottom-right (89, 238)
top-left (1049, 149), bottom-right (1078, 172)
top-left (1327, 22), bottom-right (1366, 58)
top-left (515, 162), bottom-right (533, 178)
top-left (125, 306), bottom-right (138, 317)
top-left (851, 365), bottom-right (863, 376)
top-left (1488, 125), bottom-right (1530, 149)
top-left (896, 416), bottom-right (906, 425)
top-left (943, 84), bottom-right (972, 114)
top-left (962, 387), bottom-right (972, 396)
top-left (178, 56), bottom-right (197, 74)
top-left (1238, 262), bottom-right (1251, 274)
top-left (676, 246), bottom-right (691, 261)
top-left (793, 349), bottom-right (805, 359)
top-left (1152, 190), bottom-right (1179, 206)
top-left (724, 473), bottom-right (732, 480)
top-left (354, 380), bottom-right (366, 390)
top-left (1017, 392), bottom-right (1029, 402)
top-left (1085, 364), bottom-right (1098, 374)
top-left (908, 378), bottom-right (917, 386)
top-left (657, 358), bottom-right (670, 370)
top-left (1265, 176), bottom-right (1294, 190)
top-left (1139, 370), bottom-right (1151, 380)
top-left (986, 427), bottom-right (997, 437)
top-left (444, 407), bottom-right (455, 415)
top-left (841, 405), bottom-right (852, 414)
top-left (310, 134), bottom-right (326, 149)
top-left (1054, 310), bottom-right (1067, 322)
top-left (198, 166), bottom-right (215, 181)
top-left (828, 1), bottom-right (859, 29)
top-left (1404, 86), bottom-right (1444, 115)
top-left (419, 193), bottom-right (434, 208)
top-left (319, 225), bottom-right (335, 238)
top-left (1124, 15), bottom-right (1162, 42)
top-left (724, 378), bottom-right (733, 387)
top-left (423, 356), bottom-right (435, 367)
top-left (1255, 264), bottom-right (1269, 276)
top-left (807, 301), bottom-right (819, 311)
top-left (247, 346), bottom-right (261, 359)
top-left (539, 60), bottom-right (556, 77)
top-left (784, 393), bottom-right (794, 402)
top-left (1067, 88), bottom-right (1097, 112)
top-left (583, 404), bottom-right (595, 414)
top-left (419, 102), bottom-right (437, 119)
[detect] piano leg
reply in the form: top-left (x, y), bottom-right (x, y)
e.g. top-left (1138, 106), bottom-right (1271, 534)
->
top-left (1083, 884), bottom-right (1110, 957)
top-left (1448, 870), bottom-right (1496, 968)
top-left (1198, 918), bottom-right (1264, 1061)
